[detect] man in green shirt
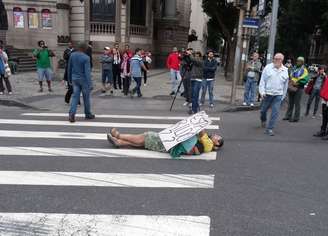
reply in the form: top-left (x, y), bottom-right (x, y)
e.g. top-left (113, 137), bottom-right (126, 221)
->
top-left (32, 40), bottom-right (55, 92)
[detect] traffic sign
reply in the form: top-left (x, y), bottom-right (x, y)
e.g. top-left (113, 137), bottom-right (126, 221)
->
top-left (243, 18), bottom-right (259, 29)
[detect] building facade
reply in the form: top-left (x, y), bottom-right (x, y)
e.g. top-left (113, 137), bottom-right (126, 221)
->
top-left (1, 0), bottom-right (191, 66)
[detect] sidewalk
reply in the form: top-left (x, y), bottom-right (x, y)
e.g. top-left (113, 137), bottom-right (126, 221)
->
top-left (0, 68), bottom-right (245, 108)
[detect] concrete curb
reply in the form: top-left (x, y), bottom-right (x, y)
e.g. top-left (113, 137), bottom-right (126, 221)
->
top-left (223, 104), bottom-right (261, 112)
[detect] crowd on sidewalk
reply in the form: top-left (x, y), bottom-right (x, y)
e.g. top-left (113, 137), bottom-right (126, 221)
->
top-left (166, 47), bottom-right (218, 114)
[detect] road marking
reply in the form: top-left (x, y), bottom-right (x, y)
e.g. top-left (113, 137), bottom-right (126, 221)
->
top-left (0, 119), bottom-right (219, 129)
top-left (0, 171), bottom-right (214, 188)
top-left (0, 213), bottom-right (210, 236)
top-left (22, 112), bottom-right (221, 121)
top-left (0, 147), bottom-right (217, 160)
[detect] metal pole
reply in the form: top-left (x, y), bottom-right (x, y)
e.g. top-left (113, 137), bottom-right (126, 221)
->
top-left (239, 0), bottom-right (252, 85)
top-left (230, 7), bottom-right (245, 105)
top-left (266, 0), bottom-right (279, 64)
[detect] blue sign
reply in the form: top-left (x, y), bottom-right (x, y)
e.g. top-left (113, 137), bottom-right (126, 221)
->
top-left (243, 18), bottom-right (259, 29)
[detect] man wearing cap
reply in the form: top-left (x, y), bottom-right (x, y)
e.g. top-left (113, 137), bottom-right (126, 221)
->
top-left (283, 56), bottom-right (309, 122)
top-left (100, 47), bottom-right (114, 94)
top-left (166, 47), bottom-right (182, 96)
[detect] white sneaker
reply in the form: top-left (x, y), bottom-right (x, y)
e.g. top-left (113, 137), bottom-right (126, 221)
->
top-left (0, 92), bottom-right (3, 95)
top-left (183, 102), bottom-right (189, 106)
top-left (250, 103), bottom-right (254, 107)
top-left (242, 102), bottom-right (247, 106)
top-left (144, 83), bottom-right (147, 87)
top-left (210, 104), bottom-right (214, 108)
top-left (199, 103), bottom-right (204, 106)
top-left (8, 92), bottom-right (13, 95)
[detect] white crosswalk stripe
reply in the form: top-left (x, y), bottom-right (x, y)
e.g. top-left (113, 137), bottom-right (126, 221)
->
top-left (0, 147), bottom-right (216, 160)
top-left (0, 213), bottom-right (211, 236)
top-left (0, 112), bottom-right (218, 235)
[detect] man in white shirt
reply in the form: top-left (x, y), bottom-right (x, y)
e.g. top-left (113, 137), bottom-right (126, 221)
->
top-left (259, 53), bottom-right (289, 136)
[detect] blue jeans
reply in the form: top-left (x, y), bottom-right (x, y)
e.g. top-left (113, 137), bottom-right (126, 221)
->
top-left (102, 69), bottom-right (113, 85)
top-left (191, 80), bottom-right (203, 113)
top-left (200, 80), bottom-right (214, 105)
top-left (170, 69), bottom-right (182, 93)
top-left (132, 77), bottom-right (142, 96)
top-left (260, 95), bottom-right (283, 130)
top-left (69, 79), bottom-right (92, 116)
top-left (37, 68), bottom-right (52, 81)
top-left (244, 77), bottom-right (257, 104)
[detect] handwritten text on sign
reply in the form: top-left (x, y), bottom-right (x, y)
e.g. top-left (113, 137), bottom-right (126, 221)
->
top-left (159, 111), bottom-right (212, 151)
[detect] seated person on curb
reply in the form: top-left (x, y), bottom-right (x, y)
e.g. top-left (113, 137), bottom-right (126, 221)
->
top-left (107, 128), bottom-right (224, 159)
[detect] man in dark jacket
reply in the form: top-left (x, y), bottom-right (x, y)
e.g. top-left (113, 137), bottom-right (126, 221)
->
top-left (200, 51), bottom-right (217, 107)
top-left (190, 52), bottom-right (204, 114)
top-left (63, 42), bottom-right (75, 104)
top-left (181, 48), bottom-right (194, 106)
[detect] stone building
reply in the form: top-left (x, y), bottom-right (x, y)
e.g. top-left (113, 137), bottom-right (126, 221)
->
top-left (1, 0), bottom-right (191, 66)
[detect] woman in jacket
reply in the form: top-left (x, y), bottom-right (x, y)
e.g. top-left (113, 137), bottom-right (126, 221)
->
top-left (121, 52), bottom-right (131, 96)
top-left (0, 45), bottom-right (12, 95)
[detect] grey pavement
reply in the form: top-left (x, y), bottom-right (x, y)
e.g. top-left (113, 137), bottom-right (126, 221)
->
top-left (0, 94), bottom-right (327, 235)
top-left (0, 67), bottom-right (245, 110)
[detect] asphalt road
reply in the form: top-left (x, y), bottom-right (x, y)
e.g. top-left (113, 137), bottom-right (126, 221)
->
top-left (0, 96), bottom-right (327, 236)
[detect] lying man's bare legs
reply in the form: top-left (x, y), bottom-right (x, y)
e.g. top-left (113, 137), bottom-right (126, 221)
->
top-left (108, 128), bottom-right (145, 148)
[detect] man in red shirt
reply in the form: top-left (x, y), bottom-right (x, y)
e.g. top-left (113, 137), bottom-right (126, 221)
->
top-left (167, 47), bottom-right (182, 96)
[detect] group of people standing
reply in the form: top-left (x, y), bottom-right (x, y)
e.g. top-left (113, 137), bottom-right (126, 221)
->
top-left (252, 51), bottom-right (328, 138)
top-left (166, 47), bottom-right (218, 114)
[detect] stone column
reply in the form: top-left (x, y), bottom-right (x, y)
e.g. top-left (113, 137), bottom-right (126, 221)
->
top-left (56, 0), bottom-right (70, 39)
top-left (164, 0), bottom-right (176, 19)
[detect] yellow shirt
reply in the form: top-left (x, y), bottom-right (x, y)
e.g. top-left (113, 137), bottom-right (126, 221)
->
top-left (199, 133), bottom-right (214, 153)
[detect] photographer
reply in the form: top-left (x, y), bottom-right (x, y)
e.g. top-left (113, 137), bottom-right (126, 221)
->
top-left (181, 48), bottom-right (194, 106)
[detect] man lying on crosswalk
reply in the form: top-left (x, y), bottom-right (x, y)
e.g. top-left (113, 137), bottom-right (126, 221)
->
top-left (107, 128), bottom-right (224, 159)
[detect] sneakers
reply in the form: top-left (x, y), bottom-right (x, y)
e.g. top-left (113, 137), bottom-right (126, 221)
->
top-left (144, 83), bottom-right (147, 86)
top-left (0, 92), bottom-right (4, 95)
top-left (250, 103), bottom-right (254, 107)
top-left (8, 92), bottom-right (12, 95)
top-left (282, 117), bottom-right (290, 121)
top-left (265, 129), bottom-right (275, 136)
top-left (210, 104), bottom-right (214, 108)
top-left (183, 102), bottom-right (189, 106)
top-left (242, 102), bottom-right (247, 106)
top-left (85, 114), bottom-right (96, 120)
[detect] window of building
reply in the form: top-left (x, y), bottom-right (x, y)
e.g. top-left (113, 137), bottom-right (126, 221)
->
top-left (130, 0), bottom-right (146, 25)
top-left (13, 7), bottom-right (24, 28)
top-left (90, 0), bottom-right (116, 22)
top-left (27, 8), bottom-right (38, 29)
top-left (41, 9), bottom-right (52, 29)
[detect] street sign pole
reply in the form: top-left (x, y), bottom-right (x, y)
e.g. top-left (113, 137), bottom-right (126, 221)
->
top-left (267, 0), bottom-right (279, 64)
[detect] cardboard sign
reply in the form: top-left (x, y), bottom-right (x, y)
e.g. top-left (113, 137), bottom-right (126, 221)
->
top-left (159, 111), bottom-right (212, 151)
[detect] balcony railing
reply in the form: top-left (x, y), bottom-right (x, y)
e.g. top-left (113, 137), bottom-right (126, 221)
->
top-left (90, 22), bottom-right (116, 34)
top-left (130, 25), bottom-right (149, 36)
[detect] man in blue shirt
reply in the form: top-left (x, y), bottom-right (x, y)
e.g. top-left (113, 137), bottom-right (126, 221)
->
top-left (130, 48), bottom-right (148, 97)
top-left (67, 42), bottom-right (95, 122)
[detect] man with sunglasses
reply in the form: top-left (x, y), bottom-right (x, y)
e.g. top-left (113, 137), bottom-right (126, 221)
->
top-left (259, 53), bottom-right (289, 136)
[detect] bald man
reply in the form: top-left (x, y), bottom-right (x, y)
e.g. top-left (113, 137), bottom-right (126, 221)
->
top-left (259, 53), bottom-right (289, 136)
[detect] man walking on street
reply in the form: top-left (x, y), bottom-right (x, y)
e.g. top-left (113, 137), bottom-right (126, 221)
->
top-left (130, 48), bottom-right (148, 98)
top-left (200, 50), bottom-right (218, 108)
top-left (259, 53), bottom-right (289, 136)
top-left (68, 42), bottom-right (95, 123)
top-left (33, 40), bottom-right (55, 92)
top-left (283, 56), bottom-right (309, 122)
top-left (243, 52), bottom-right (262, 106)
top-left (166, 47), bottom-right (182, 96)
